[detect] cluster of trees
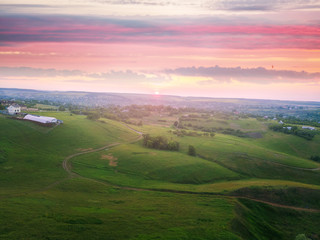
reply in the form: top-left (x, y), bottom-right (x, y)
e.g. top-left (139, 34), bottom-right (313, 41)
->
top-left (178, 113), bottom-right (213, 123)
top-left (277, 116), bottom-right (320, 128)
top-left (86, 112), bottom-right (100, 120)
top-left (269, 124), bottom-right (317, 140)
top-left (310, 155), bottom-right (320, 162)
top-left (142, 134), bottom-right (179, 151)
top-left (219, 128), bottom-right (247, 137)
top-left (169, 129), bottom-right (215, 137)
top-left (188, 125), bottom-right (247, 138)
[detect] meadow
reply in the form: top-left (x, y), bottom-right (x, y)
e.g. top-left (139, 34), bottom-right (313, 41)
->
top-left (1, 111), bottom-right (320, 239)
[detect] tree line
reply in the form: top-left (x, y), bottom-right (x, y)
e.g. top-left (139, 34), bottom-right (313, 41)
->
top-left (268, 124), bottom-right (317, 140)
top-left (142, 134), bottom-right (180, 151)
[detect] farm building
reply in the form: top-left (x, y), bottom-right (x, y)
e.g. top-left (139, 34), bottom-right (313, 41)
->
top-left (7, 104), bottom-right (21, 115)
top-left (302, 126), bottom-right (316, 131)
top-left (23, 114), bottom-right (58, 124)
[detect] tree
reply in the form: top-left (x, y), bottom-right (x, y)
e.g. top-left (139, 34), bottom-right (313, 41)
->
top-left (87, 112), bottom-right (100, 120)
top-left (188, 145), bottom-right (196, 156)
top-left (58, 105), bottom-right (65, 111)
top-left (174, 121), bottom-right (179, 127)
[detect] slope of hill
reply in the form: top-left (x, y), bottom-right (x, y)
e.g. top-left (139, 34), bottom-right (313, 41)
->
top-left (1, 111), bottom-right (320, 239)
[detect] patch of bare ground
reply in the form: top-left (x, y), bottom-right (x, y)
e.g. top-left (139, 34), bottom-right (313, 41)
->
top-left (101, 154), bottom-right (118, 166)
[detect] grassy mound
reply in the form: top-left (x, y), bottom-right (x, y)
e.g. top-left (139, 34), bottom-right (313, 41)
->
top-left (72, 143), bottom-right (241, 186)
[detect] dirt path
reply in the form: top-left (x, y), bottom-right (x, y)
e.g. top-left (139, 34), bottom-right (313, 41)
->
top-left (62, 143), bottom-right (121, 175)
top-left (234, 196), bottom-right (320, 213)
top-left (259, 157), bottom-right (320, 171)
top-left (3, 123), bottom-right (318, 214)
top-left (57, 123), bottom-right (320, 213)
top-left (120, 123), bottom-right (143, 135)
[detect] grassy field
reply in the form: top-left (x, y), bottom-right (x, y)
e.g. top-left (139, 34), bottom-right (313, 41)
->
top-left (1, 112), bottom-right (320, 239)
top-left (0, 113), bottom-right (138, 195)
top-left (35, 104), bottom-right (59, 110)
top-left (72, 143), bottom-right (241, 185)
top-left (0, 178), bottom-right (242, 240)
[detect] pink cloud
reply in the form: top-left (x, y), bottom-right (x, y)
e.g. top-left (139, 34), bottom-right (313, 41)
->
top-left (1, 15), bottom-right (320, 50)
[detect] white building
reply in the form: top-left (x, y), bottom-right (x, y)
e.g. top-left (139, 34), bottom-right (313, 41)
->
top-left (23, 114), bottom-right (57, 124)
top-left (302, 126), bottom-right (316, 131)
top-left (7, 104), bottom-right (21, 115)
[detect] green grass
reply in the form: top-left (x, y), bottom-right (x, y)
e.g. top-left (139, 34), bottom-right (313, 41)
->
top-left (1, 112), bottom-right (320, 240)
top-left (232, 187), bottom-right (320, 210)
top-left (35, 103), bottom-right (59, 110)
top-left (181, 116), bottom-right (267, 132)
top-left (0, 113), bottom-right (138, 195)
top-left (255, 132), bottom-right (320, 159)
top-left (130, 122), bottom-right (320, 169)
top-left (72, 143), bottom-right (241, 186)
top-left (0, 178), bottom-right (241, 240)
top-left (233, 198), bottom-right (320, 240)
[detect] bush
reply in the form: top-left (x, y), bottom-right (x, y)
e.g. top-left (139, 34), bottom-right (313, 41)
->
top-left (87, 112), bottom-right (100, 120)
top-left (310, 155), bottom-right (320, 162)
top-left (142, 134), bottom-right (179, 151)
top-left (188, 145), bottom-right (196, 156)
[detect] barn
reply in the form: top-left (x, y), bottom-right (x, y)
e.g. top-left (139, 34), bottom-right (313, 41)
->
top-left (23, 114), bottom-right (58, 124)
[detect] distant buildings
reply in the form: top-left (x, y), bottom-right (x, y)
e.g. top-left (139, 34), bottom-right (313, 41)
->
top-left (7, 104), bottom-right (21, 115)
top-left (279, 120), bottom-right (284, 124)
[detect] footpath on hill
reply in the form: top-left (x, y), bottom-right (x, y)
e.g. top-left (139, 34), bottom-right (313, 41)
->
top-left (57, 124), bottom-right (320, 213)
top-left (2, 122), bottom-right (318, 213)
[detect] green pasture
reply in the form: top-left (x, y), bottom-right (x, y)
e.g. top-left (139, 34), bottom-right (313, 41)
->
top-left (0, 178), bottom-right (241, 240)
top-left (180, 116), bottom-right (267, 133)
top-left (0, 113), bottom-right (138, 195)
top-left (1, 111), bottom-right (320, 240)
top-left (35, 104), bottom-right (59, 110)
top-left (72, 143), bottom-right (241, 186)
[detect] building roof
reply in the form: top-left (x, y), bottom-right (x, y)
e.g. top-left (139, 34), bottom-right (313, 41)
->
top-left (8, 104), bottom-right (20, 108)
top-left (23, 114), bottom-right (57, 124)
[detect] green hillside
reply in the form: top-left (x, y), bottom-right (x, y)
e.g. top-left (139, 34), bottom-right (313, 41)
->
top-left (0, 113), bottom-right (138, 195)
top-left (1, 112), bottom-right (320, 239)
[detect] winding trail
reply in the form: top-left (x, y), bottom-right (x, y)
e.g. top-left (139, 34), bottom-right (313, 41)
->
top-left (257, 156), bottom-right (320, 172)
top-left (234, 196), bottom-right (320, 213)
top-left (62, 142), bottom-right (121, 175)
top-left (57, 124), bottom-right (320, 213)
top-left (3, 122), bottom-right (318, 213)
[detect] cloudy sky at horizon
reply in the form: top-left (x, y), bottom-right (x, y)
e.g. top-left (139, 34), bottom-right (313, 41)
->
top-left (1, 0), bottom-right (320, 101)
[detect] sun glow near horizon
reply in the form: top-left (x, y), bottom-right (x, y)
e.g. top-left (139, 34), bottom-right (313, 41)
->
top-left (0, 1), bottom-right (320, 101)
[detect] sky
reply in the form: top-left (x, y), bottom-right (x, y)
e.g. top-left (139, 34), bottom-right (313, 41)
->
top-left (1, 0), bottom-right (320, 101)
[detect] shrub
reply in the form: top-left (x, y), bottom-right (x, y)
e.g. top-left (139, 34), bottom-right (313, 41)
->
top-left (188, 145), bottom-right (196, 156)
top-left (142, 134), bottom-right (179, 151)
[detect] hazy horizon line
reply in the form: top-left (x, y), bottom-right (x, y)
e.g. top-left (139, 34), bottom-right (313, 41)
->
top-left (1, 87), bottom-right (320, 104)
